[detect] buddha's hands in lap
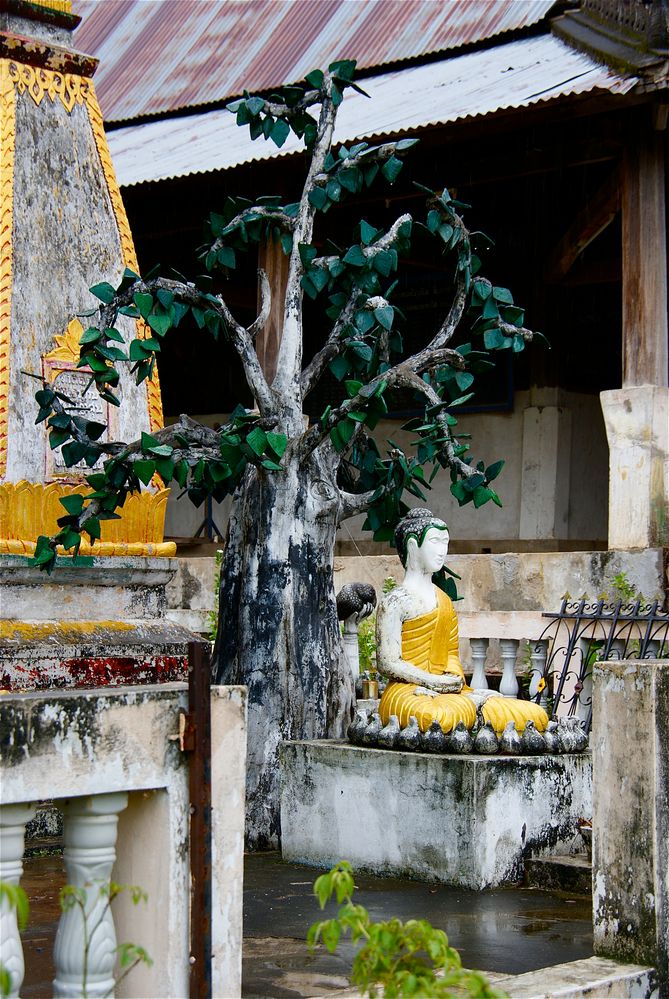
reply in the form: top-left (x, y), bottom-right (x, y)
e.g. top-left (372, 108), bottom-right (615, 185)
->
top-left (413, 673), bottom-right (464, 697)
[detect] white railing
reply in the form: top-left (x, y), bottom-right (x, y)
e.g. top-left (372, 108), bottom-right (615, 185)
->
top-left (0, 682), bottom-right (246, 999)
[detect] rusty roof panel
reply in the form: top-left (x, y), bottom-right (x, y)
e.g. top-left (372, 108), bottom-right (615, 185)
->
top-left (106, 34), bottom-right (638, 187)
top-left (73, 0), bottom-right (558, 122)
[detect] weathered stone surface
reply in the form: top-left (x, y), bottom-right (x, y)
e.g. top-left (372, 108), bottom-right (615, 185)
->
top-left (0, 554), bottom-right (197, 689)
top-left (279, 740), bottom-right (591, 889)
top-left (0, 683), bottom-right (247, 999)
top-left (493, 957), bottom-right (658, 998)
top-left (592, 659), bottom-right (668, 991)
top-left (525, 855), bottom-right (592, 896)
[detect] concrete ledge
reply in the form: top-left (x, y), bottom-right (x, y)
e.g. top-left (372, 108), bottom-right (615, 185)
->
top-left (280, 740), bottom-right (591, 889)
top-left (494, 957), bottom-right (658, 998)
top-left (313, 958), bottom-right (657, 999)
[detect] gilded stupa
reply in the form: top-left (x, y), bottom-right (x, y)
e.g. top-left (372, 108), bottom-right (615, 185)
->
top-left (0, 0), bottom-right (175, 557)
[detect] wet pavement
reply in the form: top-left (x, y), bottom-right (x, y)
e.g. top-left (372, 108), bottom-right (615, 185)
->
top-left (19, 850), bottom-right (593, 998)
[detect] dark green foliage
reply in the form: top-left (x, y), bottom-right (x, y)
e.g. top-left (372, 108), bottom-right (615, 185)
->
top-left (31, 61), bottom-right (539, 576)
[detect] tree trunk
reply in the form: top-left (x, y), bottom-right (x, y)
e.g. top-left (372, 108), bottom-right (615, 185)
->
top-left (212, 448), bottom-right (355, 849)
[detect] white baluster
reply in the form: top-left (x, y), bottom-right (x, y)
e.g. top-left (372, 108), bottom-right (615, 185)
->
top-left (469, 638), bottom-right (489, 690)
top-left (499, 639), bottom-right (519, 698)
top-left (53, 792), bottom-right (128, 999)
top-left (342, 614), bottom-right (361, 681)
top-left (528, 640), bottom-right (549, 710)
top-left (0, 803), bottom-right (36, 999)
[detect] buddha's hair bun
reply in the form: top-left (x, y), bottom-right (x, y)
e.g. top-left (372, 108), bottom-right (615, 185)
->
top-left (394, 508), bottom-right (448, 566)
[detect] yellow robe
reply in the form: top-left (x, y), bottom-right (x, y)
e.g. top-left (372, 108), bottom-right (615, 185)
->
top-left (378, 587), bottom-right (548, 735)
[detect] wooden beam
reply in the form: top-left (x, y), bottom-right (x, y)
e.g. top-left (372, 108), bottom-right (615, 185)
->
top-left (621, 118), bottom-right (668, 387)
top-left (545, 167), bottom-right (620, 282)
top-left (256, 239), bottom-right (289, 385)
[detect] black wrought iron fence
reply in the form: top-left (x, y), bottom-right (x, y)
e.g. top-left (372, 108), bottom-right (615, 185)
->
top-left (530, 598), bottom-right (669, 731)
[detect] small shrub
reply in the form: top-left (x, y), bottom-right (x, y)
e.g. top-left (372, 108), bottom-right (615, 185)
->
top-left (308, 862), bottom-right (508, 998)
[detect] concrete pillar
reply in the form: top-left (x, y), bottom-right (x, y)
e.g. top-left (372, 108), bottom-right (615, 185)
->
top-left (600, 386), bottom-right (669, 548)
top-left (591, 658), bottom-right (668, 991)
top-left (519, 404), bottom-right (571, 540)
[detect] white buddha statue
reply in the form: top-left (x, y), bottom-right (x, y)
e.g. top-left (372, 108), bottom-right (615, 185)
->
top-left (377, 509), bottom-right (548, 735)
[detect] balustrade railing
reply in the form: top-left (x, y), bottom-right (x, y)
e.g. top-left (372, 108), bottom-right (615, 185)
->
top-left (462, 599), bottom-right (669, 732)
top-left (0, 681), bottom-right (246, 999)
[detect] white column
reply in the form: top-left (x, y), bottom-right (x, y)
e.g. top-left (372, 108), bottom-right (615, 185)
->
top-left (601, 386), bottom-right (669, 550)
top-left (528, 639), bottom-right (549, 711)
top-left (519, 403), bottom-right (572, 540)
top-left (341, 615), bottom-right (361, 681)
top-left (53, 792), bottom-right (128, 999)
top-left (499, 639), bottom-right (519, 698)
top-left (0, 803), bottom-right (36, 999)
top-left (469, 638), bottom-right (489, 690)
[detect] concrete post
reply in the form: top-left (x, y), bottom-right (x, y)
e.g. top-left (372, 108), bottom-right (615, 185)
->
top-left (591, 659), bottom-right (668, 991)
top-left (600, 386), bottom-right (669, 549)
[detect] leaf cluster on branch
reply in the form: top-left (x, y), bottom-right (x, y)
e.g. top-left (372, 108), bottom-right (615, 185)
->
top-left (308, 862), bottom-right (508, 998)
top-left (31, 58), bottom-right (543, 574)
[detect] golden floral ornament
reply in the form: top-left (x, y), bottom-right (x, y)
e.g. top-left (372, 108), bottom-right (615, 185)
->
top-left (43, 317), bottom-right (84, 367)
top-left (8, 63), bottom-right (89, 115)
top-left (0, 481), bottom-right (176, 557)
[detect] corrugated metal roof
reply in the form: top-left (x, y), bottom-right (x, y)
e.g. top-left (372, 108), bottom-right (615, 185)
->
top-left (72, 0), bottom-right (558, 122)
top-left (107, 33), bottom-right (638, 187)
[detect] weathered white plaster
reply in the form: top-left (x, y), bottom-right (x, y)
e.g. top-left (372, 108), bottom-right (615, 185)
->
top-left (163, 389), bottom-right (610, 546)
top-left (0, 683), bottom-right (247, 998)
top-left (492, 957), bottom-right (658, 998)
top-left (280, 741), bottom-right (591, 889)
top-left (601, 386), bottom-right (669, 549)
top-left (0, 555), bottom-right (178, 622)
top-left (592, 659), bottom-right (668, 991)
top-left (520, 405), bottom-right (572, 540)
top-left (5, 84), bottom-right (152, 486)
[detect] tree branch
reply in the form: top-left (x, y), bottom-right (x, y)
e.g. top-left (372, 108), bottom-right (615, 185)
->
top-left (98, 276), bottom-right (275, 417)
top-left (300, 214), bottom-right (413, 397)
top-left (210, 206), bottom-right (295, 255)
top-left (302, 347), bottom-right (465, 457)
top-left (273, 76), bottom-right (337, 403)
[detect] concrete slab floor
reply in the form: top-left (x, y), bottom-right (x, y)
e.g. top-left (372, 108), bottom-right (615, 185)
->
top-left (18, 850), bottom-right (593, 998)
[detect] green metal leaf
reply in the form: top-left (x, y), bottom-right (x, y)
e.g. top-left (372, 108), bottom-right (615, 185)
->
top-left (90, 282), bottom-right (115, 304)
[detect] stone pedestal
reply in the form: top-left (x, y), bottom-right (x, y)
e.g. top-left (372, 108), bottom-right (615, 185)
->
top-left (600, 386), bottom-right (669, 550)
top-left (592, 659), bottom-right (668, 991)
top-left (0, 554), bottom-right (193, 689)
top-left (279, 740), bottom-right (591, 889)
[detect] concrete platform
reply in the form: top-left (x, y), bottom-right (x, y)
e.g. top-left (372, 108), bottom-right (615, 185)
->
top-left (280, 740), bottom-right (592, 889)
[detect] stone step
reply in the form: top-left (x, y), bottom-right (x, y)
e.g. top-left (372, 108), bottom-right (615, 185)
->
top-left (491, 957), bottom-right (657, 998)
top-left (525, 854), bottom-right (592, 895)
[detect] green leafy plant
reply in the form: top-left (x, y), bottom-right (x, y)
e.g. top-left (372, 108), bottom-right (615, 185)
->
top-left (206, 547), bottom-right (225, 642)
top-left (358, 615), bottom-right (377, 675)
top-left (0, 882), bottom-right (29, 999)
top-left (58, 881), bottom-right (152, 999)
top-left (308, 862), bottom-right (508, 998)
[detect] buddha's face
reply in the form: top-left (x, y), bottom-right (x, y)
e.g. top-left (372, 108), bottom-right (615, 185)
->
top-left (407, 526), bottom-right (449, 574)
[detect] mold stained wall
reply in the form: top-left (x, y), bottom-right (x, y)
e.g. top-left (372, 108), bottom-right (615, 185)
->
top-left (163, 387), bottom-right (609, 545)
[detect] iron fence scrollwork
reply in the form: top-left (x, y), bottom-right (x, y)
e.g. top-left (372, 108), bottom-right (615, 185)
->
top-left (530, 598), bottom-right (669, 731)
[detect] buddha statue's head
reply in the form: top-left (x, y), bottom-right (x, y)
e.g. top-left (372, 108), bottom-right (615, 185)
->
top-left (394, 508), bottom-right (449, 573)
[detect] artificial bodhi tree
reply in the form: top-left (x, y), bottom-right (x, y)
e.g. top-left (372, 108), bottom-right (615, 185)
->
top-left (33, 61), bottom-right (540, 848)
